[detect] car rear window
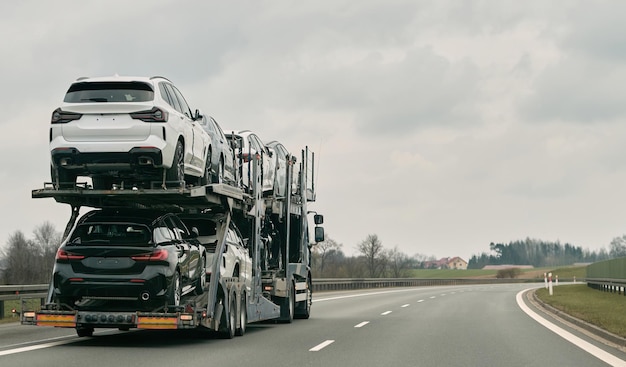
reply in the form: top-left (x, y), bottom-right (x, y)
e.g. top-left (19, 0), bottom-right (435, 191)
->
top-left (68, 223), bottom-right (152, 246)
top-left (64, 81), bottom-right (154, 103)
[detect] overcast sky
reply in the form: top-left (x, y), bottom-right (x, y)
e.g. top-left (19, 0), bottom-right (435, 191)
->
top-left (2, 1), bottom-right (626, 262)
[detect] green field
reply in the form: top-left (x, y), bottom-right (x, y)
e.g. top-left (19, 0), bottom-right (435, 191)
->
top-left (408, 265), bottom-right (588, 280)
top-left (535, 284), bottom-right (626, 338)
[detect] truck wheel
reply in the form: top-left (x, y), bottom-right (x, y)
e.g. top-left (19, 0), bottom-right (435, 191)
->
top-left (167, 271), bottom-right (181, 307)
top-left (76, 327), bottom-right (94, 337)
top-left (236, 294), bottom-right (247, 336)
top-left (295, 280), bottom-right (312, 319)
top-left (166, 141), bottom-right (185, 185)
top-left (219, 296), bottom-right (236, 339)
top-left (279, 282), bottom-right (294, 323)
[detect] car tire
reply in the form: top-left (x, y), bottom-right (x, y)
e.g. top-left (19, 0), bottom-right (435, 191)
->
top-left (200, 149), bottom-right (212, 186)
top-left (91, 176), bottom-right (113, 190)
top-left (212, 156), bottom-right (224, 184)
top-left (167, 271), bottom-right (181, 307)
top-left (52, 166), bottom-right (77, 189)
top-left (194, 256), bottom-right (207, 295)
top-left (166, 141), bottom-right (184, 185)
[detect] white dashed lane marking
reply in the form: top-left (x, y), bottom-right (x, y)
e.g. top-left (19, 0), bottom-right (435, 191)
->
top-left (354, 321), bottom-right (370, 328)
top-left (310, 340), bottom-right (335, 352)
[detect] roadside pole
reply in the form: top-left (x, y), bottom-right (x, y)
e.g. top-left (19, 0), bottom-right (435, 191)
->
top-left (548, 272), bottom-right (553, 296)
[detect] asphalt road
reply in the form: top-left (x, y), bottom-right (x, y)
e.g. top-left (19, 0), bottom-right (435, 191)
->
top-left (2, 284), bottom-right (626, 367)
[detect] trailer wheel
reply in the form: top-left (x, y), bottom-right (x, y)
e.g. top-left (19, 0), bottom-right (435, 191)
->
top-left (219, 296), bottom-right (236, 339)
top-left (236, 294), bottom-right (247, 336)
top-left (76, 327), bottom-right (94, 337)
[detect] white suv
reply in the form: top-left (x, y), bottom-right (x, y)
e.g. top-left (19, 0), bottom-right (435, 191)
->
top-left (49, 76), bottom-right (212, 189)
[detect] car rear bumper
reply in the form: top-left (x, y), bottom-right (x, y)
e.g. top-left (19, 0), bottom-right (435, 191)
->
top-left (51, 147), bottom-right (164, 173)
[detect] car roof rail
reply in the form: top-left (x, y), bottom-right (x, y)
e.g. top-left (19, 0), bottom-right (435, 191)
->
top-left (150, 76), bottom-right (172, 83)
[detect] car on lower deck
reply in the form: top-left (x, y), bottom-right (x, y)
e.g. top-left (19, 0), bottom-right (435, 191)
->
top-left (178, 214), bottom-right (252, 288)
top-left (51, 209), bottom-right (206, 311)
top-left (49, 75), bottom-right (212, 189)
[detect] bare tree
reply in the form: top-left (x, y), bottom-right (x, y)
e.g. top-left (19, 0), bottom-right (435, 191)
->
top-left (312, 235), bottom-right (343, 276)
top-left (388, 247), bottom-right (412, 277)
top-left (1, 222), bottom-right (62, 284)
top-left (357, 234), bottom-right (385, 278)
top-left (609, 235), bottom-right (626, 259)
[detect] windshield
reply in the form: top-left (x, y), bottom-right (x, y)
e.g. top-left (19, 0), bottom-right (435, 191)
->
top-left (64, 81), bottom-right (154, 103)
top-left (68, 222), bottom-right (152, 246)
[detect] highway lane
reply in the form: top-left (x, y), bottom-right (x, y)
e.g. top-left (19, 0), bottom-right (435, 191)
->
top-left (1, 284), bottom-right (626, 367)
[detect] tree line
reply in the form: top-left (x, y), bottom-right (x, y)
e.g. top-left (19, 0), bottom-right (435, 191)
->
top-left (311, 233), bottom-right (431, 278)
top-left (3, 221), bottom-right (626, 284)
top-left (467, 237), bottom-right (617, 269)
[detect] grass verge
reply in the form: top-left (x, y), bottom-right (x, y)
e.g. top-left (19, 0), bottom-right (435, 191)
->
top-left (535, 284), bottom-right (626, 338)
top-left (1, 299), bottom-right (42, 324)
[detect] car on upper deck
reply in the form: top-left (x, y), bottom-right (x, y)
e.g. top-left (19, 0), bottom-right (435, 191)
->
top-left (49, 75), bottom-right (211, 189)
top-left (199, 115), bottom-right (236, 185)
top-left (265, 140), bottom-right (293, 198)
top-left (224, 130), bottom-right (274, 194)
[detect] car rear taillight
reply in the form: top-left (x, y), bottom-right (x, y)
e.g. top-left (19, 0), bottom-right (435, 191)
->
top-left (130, 107), bottom-right (168, 122)
top-left (56, 249), bottom-right (86, 261)
top-left (131, 249), bottom-right (169, 261)
top-left (51, 108), bottom-right (82, 124)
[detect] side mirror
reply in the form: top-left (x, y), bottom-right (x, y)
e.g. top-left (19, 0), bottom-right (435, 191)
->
top-left (314, 214), bottom-right (324, 225)
top-left (314, 226), bottom-right (324, 243)
top-left (194, 109), bottom-right (204, 121)
top-left (190, 227), bottom-right (199, 239)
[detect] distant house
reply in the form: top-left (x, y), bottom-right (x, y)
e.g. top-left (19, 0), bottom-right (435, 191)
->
top-left (447, 257), bottom-right (468, 270)
top-left (423, 257), bottom-right (468, 270)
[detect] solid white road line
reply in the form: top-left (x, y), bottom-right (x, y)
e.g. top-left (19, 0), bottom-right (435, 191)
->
top-left (516, 289), bottom-right (626, 367)
top-left (310, 340), bottom-right (335, 352)
top-left (0, 340), bottom-right (75, 356)
top-left (354, 321), bottom-right (370, 328)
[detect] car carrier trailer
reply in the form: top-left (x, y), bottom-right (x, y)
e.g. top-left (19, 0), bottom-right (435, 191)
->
top-left (21, 148), bottom-right (323, 338)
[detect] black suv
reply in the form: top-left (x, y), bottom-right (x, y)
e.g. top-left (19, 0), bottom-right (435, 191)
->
top-left (51, 209), bottom-right (206, 311)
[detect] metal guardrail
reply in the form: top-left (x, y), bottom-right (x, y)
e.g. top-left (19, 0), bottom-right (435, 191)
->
top-left (1, 278), bottom-right (544, 319)
top-left (585, 258), bottom-right (626, 295)
top-left (585, 277), bottom-right (626, 295)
